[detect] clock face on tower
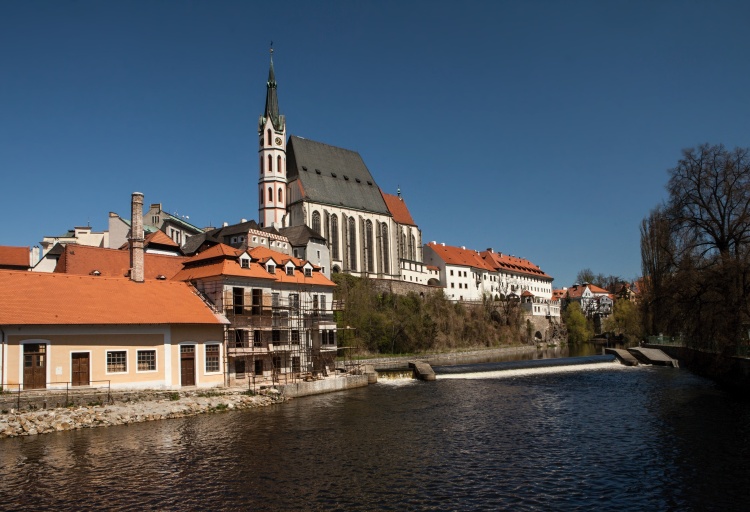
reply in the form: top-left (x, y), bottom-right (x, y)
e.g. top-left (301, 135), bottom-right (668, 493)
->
top-left (274, 137), bottom-right (282, 146)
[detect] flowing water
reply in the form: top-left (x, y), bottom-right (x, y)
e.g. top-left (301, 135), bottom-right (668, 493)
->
top-left (2, 357), bottom-right (750, 511)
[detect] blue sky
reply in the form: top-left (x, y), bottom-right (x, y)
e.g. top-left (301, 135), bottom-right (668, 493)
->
top-left (2, 1), bottom-right (749, 287)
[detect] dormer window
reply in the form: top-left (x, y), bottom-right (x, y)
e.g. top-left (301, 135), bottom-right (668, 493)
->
top-left (286, 265), bottom-right (295, 276)
top-left (304, 268), bottom-right (312, 278)
top-left (241, 259), bottom-right (249, 269)
top-left (267, 264), bottom-right (275, 274)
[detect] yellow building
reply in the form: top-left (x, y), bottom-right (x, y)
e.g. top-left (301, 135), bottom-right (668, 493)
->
top-left (0, 270), bottom-right (227, 390)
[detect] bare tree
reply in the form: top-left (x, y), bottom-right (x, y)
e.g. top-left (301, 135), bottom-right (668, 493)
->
top-left (643, 144), bottom-right (750, 350)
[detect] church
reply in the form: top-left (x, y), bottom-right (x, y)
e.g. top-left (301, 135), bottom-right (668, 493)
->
top-left (257, 50), bottom-right (429, 284)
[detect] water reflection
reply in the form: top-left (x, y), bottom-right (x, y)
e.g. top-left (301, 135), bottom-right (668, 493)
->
top-left (1, 363), bottom-right (749, 510)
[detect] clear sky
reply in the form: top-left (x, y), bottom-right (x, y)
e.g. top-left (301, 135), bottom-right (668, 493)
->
top-left (2, 0), bottom-right (749, 287)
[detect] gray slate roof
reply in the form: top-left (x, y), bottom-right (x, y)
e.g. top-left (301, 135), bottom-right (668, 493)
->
top-left (279, 225), bottom-right (327, 246)
top-left (286, 136), bottom-right (390, 215)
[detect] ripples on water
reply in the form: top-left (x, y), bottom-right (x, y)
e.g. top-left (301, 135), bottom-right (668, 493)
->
top-left (2, 363), bottom-right (750, 511)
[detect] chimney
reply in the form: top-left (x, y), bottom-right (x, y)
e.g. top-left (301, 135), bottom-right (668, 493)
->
top-left (129, 192), bottom-right (145, 283)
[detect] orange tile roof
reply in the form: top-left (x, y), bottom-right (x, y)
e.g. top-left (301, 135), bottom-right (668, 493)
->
top-left (0, 246), bottom-right (29, 268)
top-left (145, 229), bottom-right (180, 248)
top-left (480, 250), bottom-right (551, 279)
top-left (381, 191), bottom-right (416, 226)
top-left (565, 283), bottom-right (612, 299)
top-left (426, 243), bottom-right (496, 272)
top-left (55, 244), bottom-right (187, 279)
top-left (173, 244), bottom-right (335, 288)
top-left (0, 270), bottom-right (223, 325)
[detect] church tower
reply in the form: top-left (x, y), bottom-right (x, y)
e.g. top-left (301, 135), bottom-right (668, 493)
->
top-left (258, 47), bottom-right (287, 228)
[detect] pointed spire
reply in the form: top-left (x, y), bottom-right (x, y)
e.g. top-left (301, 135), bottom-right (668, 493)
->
top-left (264, 44), bottom-right (282, 131)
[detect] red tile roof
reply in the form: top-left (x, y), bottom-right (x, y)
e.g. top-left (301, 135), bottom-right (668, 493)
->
top-left (145, 229), bottom-right (180, 248)
top-left (0, 246), bottom-right (29, 269)
top-left (173, 244), bottom-right (335, 287)
top-left (426, 243), bottom-right (496, 272)
top-left (0, 270), bottom-right (223, 325)
top-left (565, 284), bottom-right (613, 299)
top-left (55, 244), bottom-right (187, 279)
top-left (381, 191), bottom-right (416, 226)
top-left (480, 250), bottom-right (551, 279)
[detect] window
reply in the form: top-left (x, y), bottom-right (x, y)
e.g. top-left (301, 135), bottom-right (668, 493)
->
top-left (266, 129), bottom-right (271, 146)
top-left (286, 265), bottom-right (294, 276)
top-left (272, 329), bottom-right (281, 342)
top-left (136, 350), bottom-right (156, 372)
top-left (253, 330), bottom-right (262, 347)
top-left (254, 359), bottom-right (263, 375)
top-left (151, 215), bottom-right (160, 225)
top-left (278, 187), bottom-right (283, 203)
top-left (331, 215), bottom-right (339, 260)
top-left (450, 270), bottom-right (454, 276)
top-left (381, 223), bottom-right (389, 274)
top-left (292, 356), bottom-right (301, 373)
top-left (205, 344), bottom-right (220, 373)
top-left (291, 330), bottom-right (300, 343)
top-left (304, 267), bottom-right (312, 277)
top-left (312, 211), bottom-right (321, 235)
top-left (313, 294), bottom-right (319, 311)
top-left (320, 295), bottom-right (326, 311)
top-left (233, 287), bottom-right (244, 315)
top-left (277, 155), bottom-right (282, 174)
top-left (289, 293), bottom-right (299, 311)
top-left (107, 351), bottom-right (127, 373)
top-left (365, 220), bottom-right (374, 272)
top-left (241, 259), bottom-right (249, 269)
top-left (268, 155), bottom-right (273, 175)
top-left (348, 217), bottom-right (357, 271)
top-left (267, 187), bottom-right (272, 202)
top-left (267, 264), bottom-right (275, 274)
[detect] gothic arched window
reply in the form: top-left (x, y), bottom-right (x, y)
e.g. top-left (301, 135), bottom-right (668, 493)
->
top-left (267, 155), bottom-right (273, 174)
top-left (277, 155), bottom-right (282, 174)
top-left (266, 129), bottom-right (271, 146)
top-left (278, 187), bottom-right (283, 203)
top-left (348, 217), bottom-right (357, 271)
top-left (331, 215), bottom-right (339, 260)
top-left (312, 211), bottom-right (321, 235)
top-left (409, 231), bottom-right (416, 261)
top-left (365, 220), bottom-right (374, 273)
top-left (381, 223), bottom-right (389, 274)
top-left (267, 187), bottom-right (272, 203)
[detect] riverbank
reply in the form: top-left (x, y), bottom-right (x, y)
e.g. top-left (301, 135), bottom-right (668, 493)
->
top-left (0, 390), bottom-right (283, 439)
top-left (355, 343), bottom-right (556, 369)
top-left (0, 344), bottom-right (548, 439)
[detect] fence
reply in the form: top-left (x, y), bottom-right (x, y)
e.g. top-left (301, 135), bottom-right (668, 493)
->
top-left (0, 381), bottom-right (112, 413)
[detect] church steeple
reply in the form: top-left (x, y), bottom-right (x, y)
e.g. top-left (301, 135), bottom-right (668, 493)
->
top-left (263, 46), bottom-right (283, 131)
top-left (258, 45), bottom-right (287, 228)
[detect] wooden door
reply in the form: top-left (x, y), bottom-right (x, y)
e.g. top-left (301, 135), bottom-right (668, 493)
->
top-left (23, 344), bottom-right (46, 390)
top-left (180, 345), bottom-right (195, 386)
top-left (71, 353), bottom-right (90, 386)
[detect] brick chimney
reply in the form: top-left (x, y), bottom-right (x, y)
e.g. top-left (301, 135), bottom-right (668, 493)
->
top-left (129, 192), bottom-right (145, 283)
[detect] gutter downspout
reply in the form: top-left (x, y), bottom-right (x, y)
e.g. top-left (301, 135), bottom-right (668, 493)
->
top-left (1, 327), bottom-right (5, 389)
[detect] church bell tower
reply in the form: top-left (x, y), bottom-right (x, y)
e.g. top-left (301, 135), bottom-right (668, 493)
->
top-left (258, 46), bottom-right (287, 228)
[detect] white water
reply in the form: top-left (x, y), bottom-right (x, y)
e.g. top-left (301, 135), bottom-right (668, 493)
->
top-left (437, 361), bottom-right (629, 380)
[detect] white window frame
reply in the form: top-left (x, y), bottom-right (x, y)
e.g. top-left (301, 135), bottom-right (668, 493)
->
top-left (204, 343), bottom-right (221, 375)
top-left (136, 349), bottom-right (158, 373)
top-left (106, 350), bottom-right (128, 374)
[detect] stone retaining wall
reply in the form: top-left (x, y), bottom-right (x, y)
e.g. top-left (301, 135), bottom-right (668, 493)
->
top-left (0, 391), bottom-right (282, 439)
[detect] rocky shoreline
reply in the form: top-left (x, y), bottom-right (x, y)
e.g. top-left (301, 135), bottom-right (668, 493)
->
top-left (0, 390), bottom-right (283, 439)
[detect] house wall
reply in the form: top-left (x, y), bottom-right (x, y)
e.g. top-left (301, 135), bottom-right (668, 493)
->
top-left (3, 324), bottom-right (224, 390)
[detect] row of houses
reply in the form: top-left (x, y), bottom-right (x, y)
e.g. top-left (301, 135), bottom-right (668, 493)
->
top-left (0, 193), bottom-right (337, 392)
top-left (0, 52), bottom-right (580, 392)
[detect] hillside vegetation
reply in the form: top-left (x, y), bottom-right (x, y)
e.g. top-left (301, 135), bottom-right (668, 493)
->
top-left (332, 274), bottom-right (526, 355)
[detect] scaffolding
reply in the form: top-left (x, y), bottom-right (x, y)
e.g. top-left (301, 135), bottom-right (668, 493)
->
top-left (222, 285), bottom-right (339, 393)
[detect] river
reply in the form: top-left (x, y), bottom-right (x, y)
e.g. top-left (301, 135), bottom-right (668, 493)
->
top-left (1, 356), bottom-right (750, 511)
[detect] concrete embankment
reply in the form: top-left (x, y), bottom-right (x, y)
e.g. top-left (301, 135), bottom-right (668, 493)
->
top-left (0, 391), bottom-right (282, 439)
top-left (357, 345), bottom-right (541, 371)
